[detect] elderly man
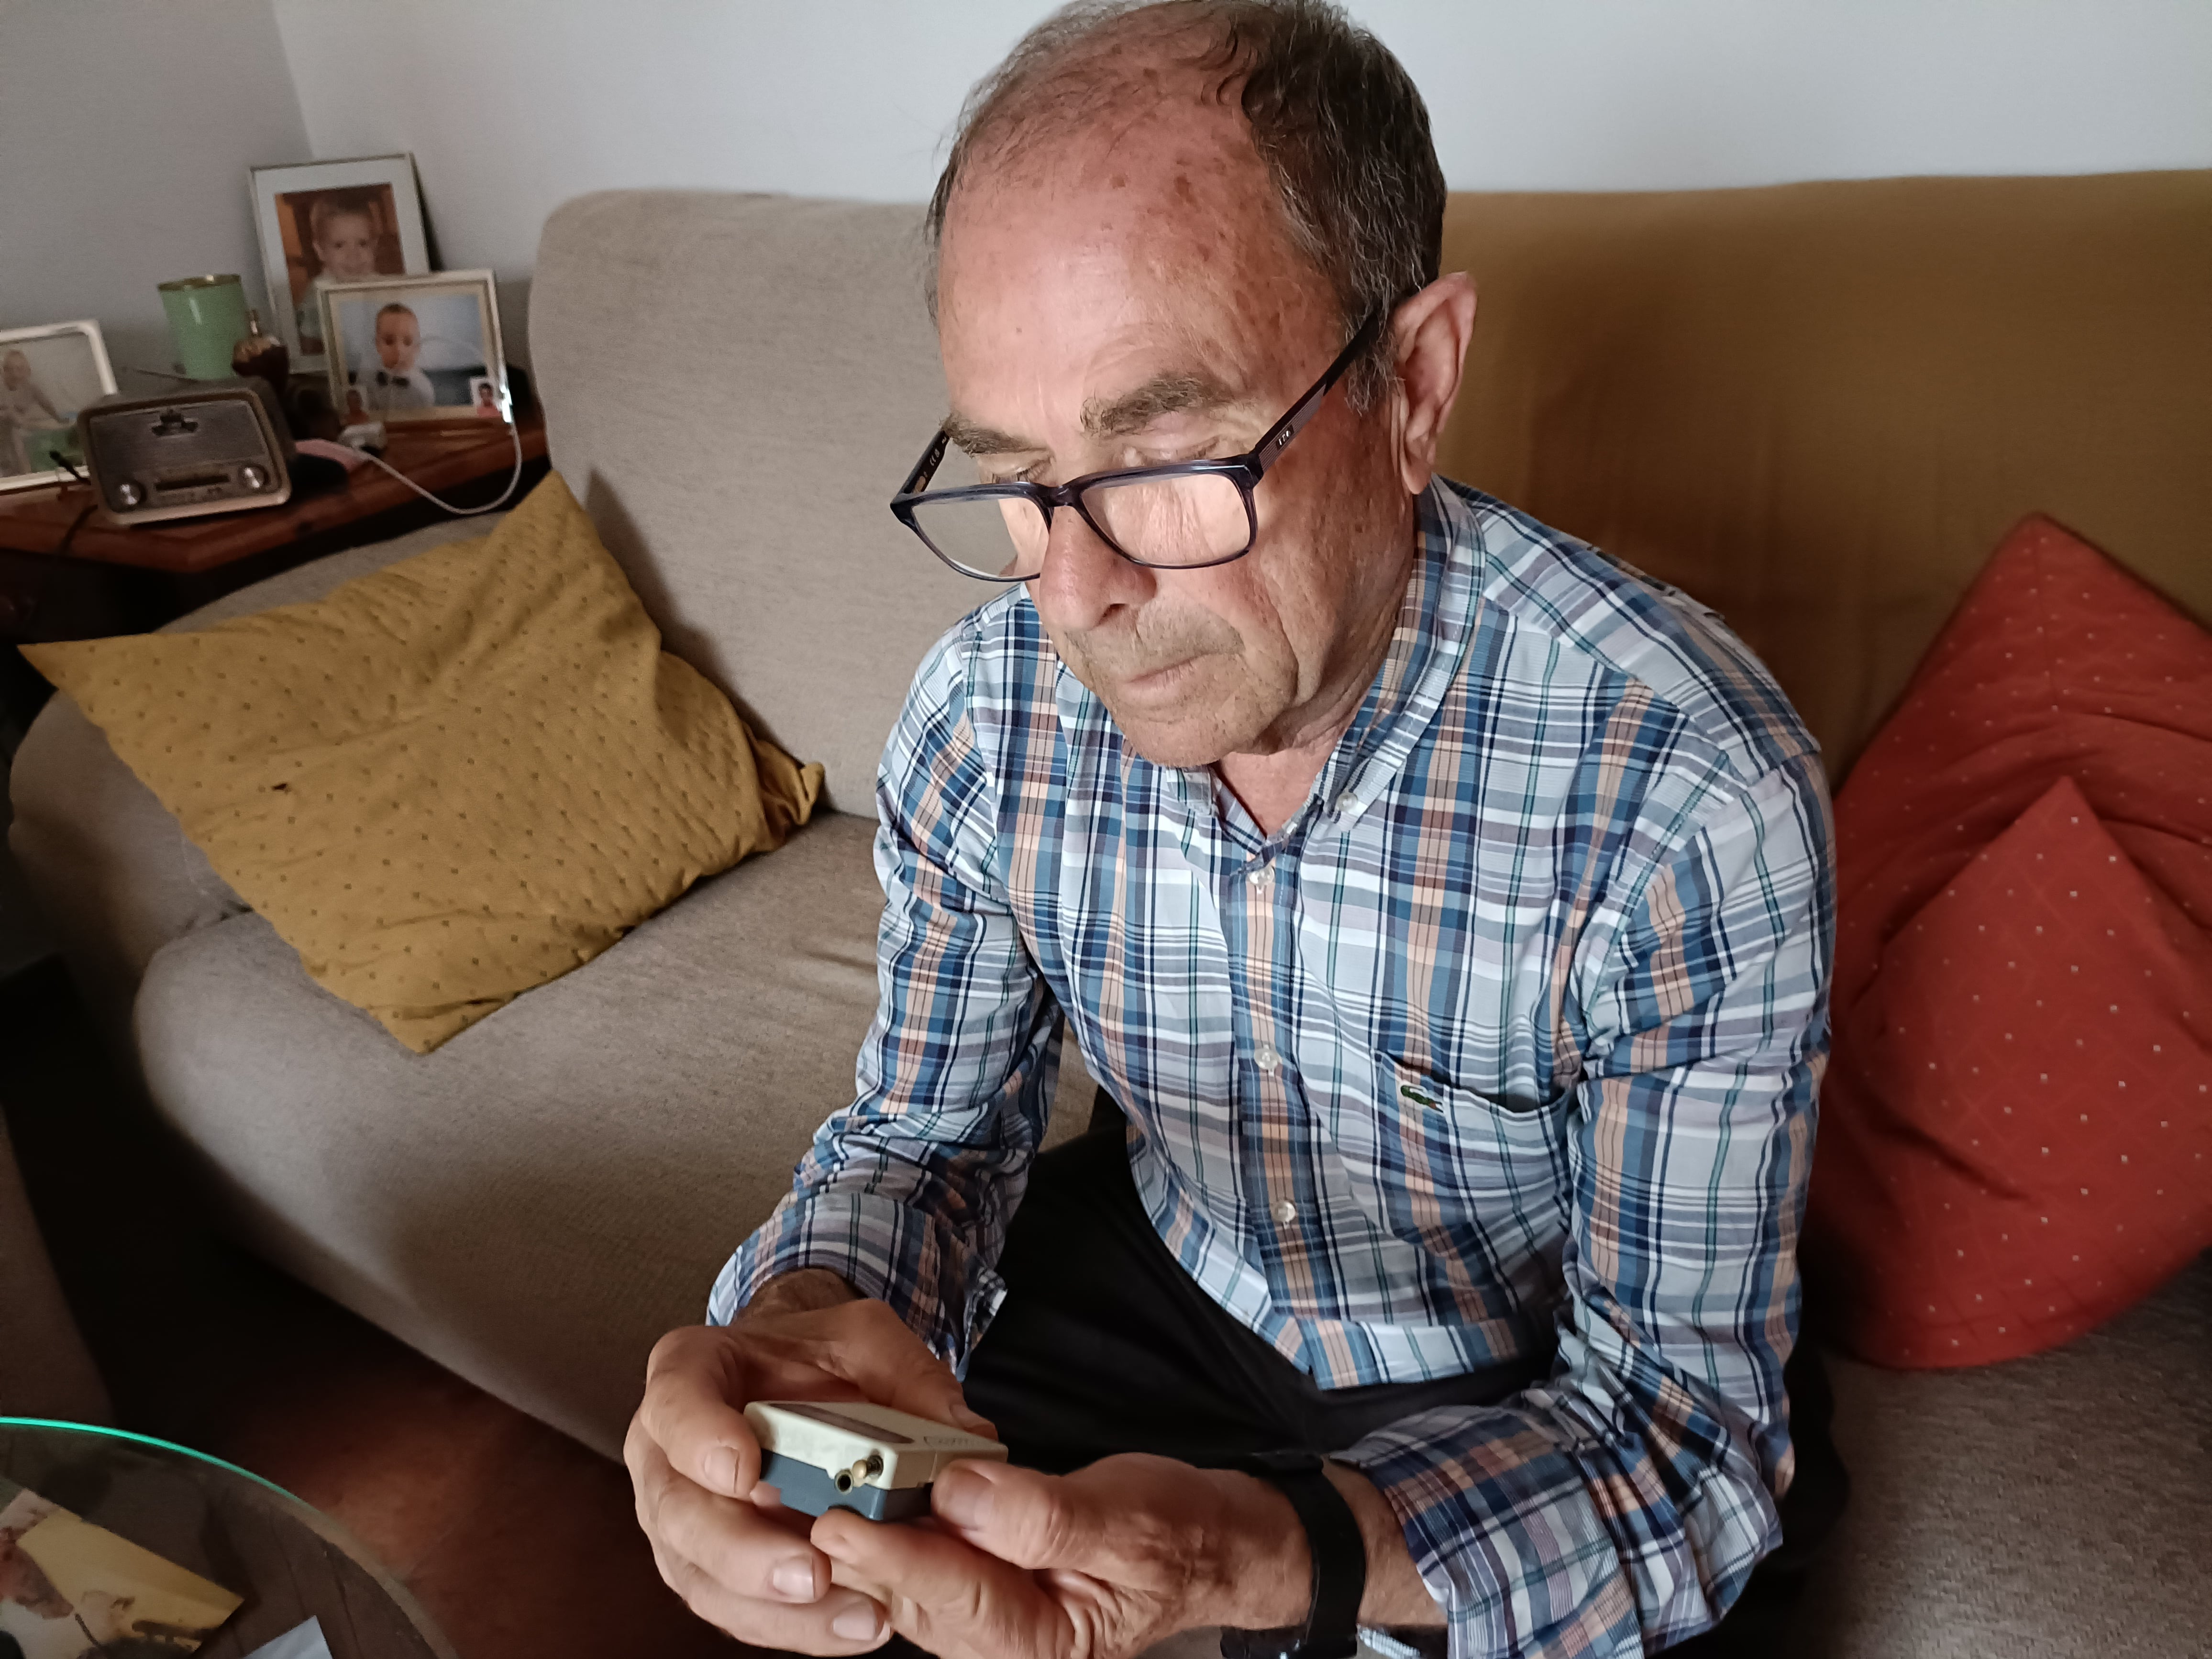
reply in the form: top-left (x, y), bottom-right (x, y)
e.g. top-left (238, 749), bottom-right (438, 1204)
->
top-left (627, 3), bottom-right (1838, 1657)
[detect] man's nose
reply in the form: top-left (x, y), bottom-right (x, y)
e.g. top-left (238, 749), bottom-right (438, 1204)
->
top-left (1029, 501), bottom-right (1152, 632)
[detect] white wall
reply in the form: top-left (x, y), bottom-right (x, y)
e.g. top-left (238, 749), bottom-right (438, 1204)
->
top-left (270, 0), bottom-right (2212, 346)
top-left (0, 0), bottom-right (310, 375)
top-left (9, 3), bottom-right (2207, 375)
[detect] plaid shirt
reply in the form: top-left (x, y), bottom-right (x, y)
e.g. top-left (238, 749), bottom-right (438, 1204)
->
top-left (714, 480), bottom-right (1833, 1658)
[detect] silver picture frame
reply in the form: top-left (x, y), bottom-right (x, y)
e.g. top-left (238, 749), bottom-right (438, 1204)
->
top-left (318, 270), bottom-right (509, 427)
top-left (0, 319), bottom-right (118, 494)
top-left (249, 153), bottom-right (431, 373)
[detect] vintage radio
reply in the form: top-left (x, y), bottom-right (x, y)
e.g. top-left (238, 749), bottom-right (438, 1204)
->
top-left (77, 378), bottom-right (292, 525)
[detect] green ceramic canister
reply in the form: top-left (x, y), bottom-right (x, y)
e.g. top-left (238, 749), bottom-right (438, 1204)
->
top-left (159, 274), bottom-right (251, 379)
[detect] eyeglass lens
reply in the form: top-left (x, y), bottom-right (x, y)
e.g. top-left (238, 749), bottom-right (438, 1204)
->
top-left (908, 449), bottom-right (1250, 580)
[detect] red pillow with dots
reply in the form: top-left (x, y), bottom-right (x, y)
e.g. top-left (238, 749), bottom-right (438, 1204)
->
top-left (1808, 515), bottom-right (2212, 1368)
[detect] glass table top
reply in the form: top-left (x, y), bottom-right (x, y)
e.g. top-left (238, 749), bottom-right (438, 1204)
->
top-left (0, 1418), bottom-right (454, 1659)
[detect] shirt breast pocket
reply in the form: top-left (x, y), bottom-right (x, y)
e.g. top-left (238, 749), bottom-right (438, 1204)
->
top-left (1378, 1053), bottom-right (1573, 1212)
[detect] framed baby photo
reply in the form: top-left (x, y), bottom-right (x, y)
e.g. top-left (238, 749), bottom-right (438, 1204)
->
top-left (0, 319), bottom-right (117, 493)
top-left (250, 153), bottom-right (430, 370)
top-left (320, 270), bottom-right (509, 426)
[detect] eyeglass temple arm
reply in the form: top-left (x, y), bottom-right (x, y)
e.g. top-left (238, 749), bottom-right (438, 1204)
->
top-left (1247, 310), bottom-right (1384, 480)
top-left (899, 429), bottom-right (952, 498)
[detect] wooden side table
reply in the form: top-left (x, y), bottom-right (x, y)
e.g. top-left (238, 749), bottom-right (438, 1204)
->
top-left (0, 416), bottom-right (549, 740)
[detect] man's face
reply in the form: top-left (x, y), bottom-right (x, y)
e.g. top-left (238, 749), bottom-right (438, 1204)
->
top-left (375, 312), bottom-right (420, 372)
top-left (934, 80), bottom-right (1410, 769)
top-left (316, 211), bottom-right (378, 280)
top-left (1, 353), bottom-right (26, 390)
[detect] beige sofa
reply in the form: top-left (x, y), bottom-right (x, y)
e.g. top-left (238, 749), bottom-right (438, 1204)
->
top-left (12, 178), bottom-right (2209, 1656)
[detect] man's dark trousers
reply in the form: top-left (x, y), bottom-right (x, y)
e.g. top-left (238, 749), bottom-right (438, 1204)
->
top-left (960, 1108), bottom-right (1846, 1656)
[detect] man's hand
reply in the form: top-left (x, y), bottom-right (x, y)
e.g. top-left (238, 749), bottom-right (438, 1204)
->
top-left (812, 1453), bottom-right (1312, 1659)
top-left (625, 1272), bottom-right (996, 1653)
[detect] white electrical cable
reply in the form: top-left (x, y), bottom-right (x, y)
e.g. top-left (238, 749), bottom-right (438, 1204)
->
top-left (353, 418), bottom-right (527, 517)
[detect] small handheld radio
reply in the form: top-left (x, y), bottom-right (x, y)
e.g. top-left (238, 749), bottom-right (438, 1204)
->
top-left (744, 1400), bottom-right (1007, 1523)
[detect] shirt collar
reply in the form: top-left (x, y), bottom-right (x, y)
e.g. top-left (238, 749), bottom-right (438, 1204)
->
top-left (1313, 479), bottom-right (1488, 825)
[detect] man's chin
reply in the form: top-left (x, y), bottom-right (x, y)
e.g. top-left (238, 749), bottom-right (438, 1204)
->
top-left (1063, 651), bottom-right (1262, 768)
top-left (1098, 697), bottom-right (1255, 771)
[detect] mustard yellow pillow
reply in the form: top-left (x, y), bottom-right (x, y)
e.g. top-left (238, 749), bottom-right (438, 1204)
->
top-left (24, 473), bottom-right (822, 1052)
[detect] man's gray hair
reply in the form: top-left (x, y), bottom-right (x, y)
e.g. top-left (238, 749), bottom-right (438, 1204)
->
top-left (924, 0), bottom-right (1445, 411)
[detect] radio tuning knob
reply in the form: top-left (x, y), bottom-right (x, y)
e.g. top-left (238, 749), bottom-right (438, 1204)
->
top-left (114, 480), bottom-right (143, 508)
top-left (240, 465), bottom-right (267, 491)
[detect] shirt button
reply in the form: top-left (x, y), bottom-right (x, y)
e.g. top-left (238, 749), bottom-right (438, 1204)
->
top-left (1247, 866), bottom-right (1265, 886)
top-left (1336, 790), bottom-right (1358, 814)
top-left (1253, 1043), bottom-right (1279, 1073)
top-left (1272, 1199), bottom-right (1299, 1227)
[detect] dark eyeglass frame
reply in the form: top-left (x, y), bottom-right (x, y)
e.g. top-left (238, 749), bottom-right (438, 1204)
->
top-left (890, 309), bottom-right (1383, 582)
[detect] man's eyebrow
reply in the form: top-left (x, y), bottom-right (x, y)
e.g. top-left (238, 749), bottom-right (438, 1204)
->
top-left (1081, 371), bottom-right (1239, 439)
top-left (941, 413), bottom-right (1036, 456)
top-left (940, 370), bottom-right (1245, 457)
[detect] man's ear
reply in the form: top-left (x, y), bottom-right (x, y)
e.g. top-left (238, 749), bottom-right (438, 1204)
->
top-left (1388, 272), bottom-right (1478, 497)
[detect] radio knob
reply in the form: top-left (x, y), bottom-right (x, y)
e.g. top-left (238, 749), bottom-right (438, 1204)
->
top-left (240, 464), bottom-right (267, 491)
top-left (113, 480), bottom-right (144, 508)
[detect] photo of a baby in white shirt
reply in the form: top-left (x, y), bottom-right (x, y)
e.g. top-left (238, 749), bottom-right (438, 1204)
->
top-left (323, 276), bottom-right (501, 425)
top-left (351, 303), bottom-right (436, 414)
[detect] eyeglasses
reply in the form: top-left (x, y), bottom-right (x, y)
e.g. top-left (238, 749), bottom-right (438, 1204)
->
top-left (890, 311), bottom-right (1382, 583)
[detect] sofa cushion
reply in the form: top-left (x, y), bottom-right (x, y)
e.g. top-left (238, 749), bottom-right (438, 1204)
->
top-left (1808, 515), bottom-right (2212, 1366)
top-left (1800, 1252), bottom-right (2211, 1659)
top-left (1815, 776), bottom-right (2212, 1368)
top-left (131, 809), bottom-right (887, 1454)
top-left (127, 802), bottom-right (1098, 1455)
top-left (530, 192), bottom-right (988, 815)
top-left (25, 476), bottom-right (824, 1054)
top-left (7, 516), bottom-right (499, 1040)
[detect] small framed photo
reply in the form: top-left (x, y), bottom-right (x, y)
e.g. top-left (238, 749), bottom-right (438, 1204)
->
top-left (250, 154), bottom-right (430, 369)
top-left (0, 320), bottom-right (117, 493)
top-left (320, 271), bottom-right (508, 426)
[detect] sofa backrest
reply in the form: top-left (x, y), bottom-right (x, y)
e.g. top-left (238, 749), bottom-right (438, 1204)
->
top-left (1435, 170), bottom-right (2211, 779)
top-left (531, 174), bottom-right (2209, 803)
top-left (531, 191), bottom-right (970, 815)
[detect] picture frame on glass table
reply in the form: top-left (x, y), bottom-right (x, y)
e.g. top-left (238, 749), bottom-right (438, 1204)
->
top-left (320, 271), bottom-right (509, 428)
top-left (0, 320), bottom-right (116, 495)
top-left (249, 153), bottom-right (431, 372)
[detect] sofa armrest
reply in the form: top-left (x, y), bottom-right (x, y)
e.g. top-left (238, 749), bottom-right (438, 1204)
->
top-left (8, 513), bottom-right (508, 1038)
top-left (8, 699), bottom-right (240, 1038)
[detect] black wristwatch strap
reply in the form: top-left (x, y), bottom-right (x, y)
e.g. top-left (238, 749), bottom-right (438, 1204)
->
top-left (1220, 1451), bottom-right (1366, 1659)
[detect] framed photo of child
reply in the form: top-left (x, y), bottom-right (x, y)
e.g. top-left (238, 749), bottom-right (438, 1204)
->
top-left (320, 271), bottom-right (509, 426)
top-left (0, 319), bottom-right (117, 494)
top-left (249, 155), bottom-right (430, 370)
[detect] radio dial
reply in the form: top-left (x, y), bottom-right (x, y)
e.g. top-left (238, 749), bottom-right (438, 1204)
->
top-left (240, 464), bottom-right (267, 491)
top-left (113, 480), bottom-right (143, 508)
